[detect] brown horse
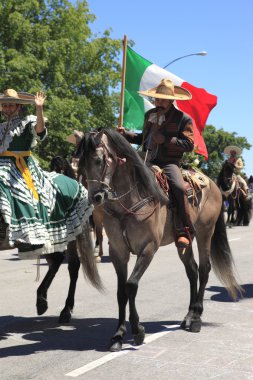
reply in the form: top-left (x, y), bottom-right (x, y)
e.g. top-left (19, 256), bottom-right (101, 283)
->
top-left (78, 128), bottom-right (242, 352)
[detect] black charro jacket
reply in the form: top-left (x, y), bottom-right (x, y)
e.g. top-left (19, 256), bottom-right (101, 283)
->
top-left (123, 105), bottom-right (194, 166)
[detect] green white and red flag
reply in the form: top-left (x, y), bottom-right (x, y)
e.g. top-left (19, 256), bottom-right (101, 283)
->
top-left (123, 46), bottom-right (217, 159)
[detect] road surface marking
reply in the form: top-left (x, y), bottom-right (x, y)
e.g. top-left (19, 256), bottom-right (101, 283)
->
top-left (65, 324), bottom-right (180, 377)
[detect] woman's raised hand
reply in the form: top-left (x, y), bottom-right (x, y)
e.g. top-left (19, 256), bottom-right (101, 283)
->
top-left (34, 91), bottom-right (47, 107)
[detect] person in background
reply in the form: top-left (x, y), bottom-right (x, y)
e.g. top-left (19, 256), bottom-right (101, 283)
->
top-left (118, 78), bottom-right (194, 249)
top-left (0, 89), bottom-right (93, 258)
top-left (66, 130), bottom-right (84, 178)
top-left (224, 145), bottom-right (249, 196)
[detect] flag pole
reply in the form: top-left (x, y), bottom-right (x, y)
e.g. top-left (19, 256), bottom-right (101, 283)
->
top-left (118, 35), bottom-right (127, 128)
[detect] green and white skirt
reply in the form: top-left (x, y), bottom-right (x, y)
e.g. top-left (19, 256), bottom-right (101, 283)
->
top-left (0, 156), bottom-right (93, 259)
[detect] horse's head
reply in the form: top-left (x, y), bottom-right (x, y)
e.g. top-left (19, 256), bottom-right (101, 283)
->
top-left (79, 127), bottom-right (168, 207)
top-left (78, 130), bottom-right (120, 205)
top-left (217, 160), bottom-right (236, 191)
top-left (50, 156), bottom-right (76, 179)
top-left (50, 156), bottom-right (65, 173)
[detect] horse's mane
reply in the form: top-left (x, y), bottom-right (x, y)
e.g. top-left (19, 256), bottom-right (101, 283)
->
top-left (102, 128), bottom-right (168, 204)
top-left (50, 156), bottom-right (76, 179)
top-left (217, 160), bottom-right (235, 187)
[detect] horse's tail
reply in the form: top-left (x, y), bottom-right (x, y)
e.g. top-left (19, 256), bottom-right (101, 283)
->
top-left (210, 205), bottom-right (243, 300)
top-left (77, 221), bottom-right (104, 291)
top-left (245, 195), bottom-right (252, 224)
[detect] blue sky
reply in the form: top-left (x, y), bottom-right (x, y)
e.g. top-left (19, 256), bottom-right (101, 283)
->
top-left (86, 1), bottom-right (253, 175)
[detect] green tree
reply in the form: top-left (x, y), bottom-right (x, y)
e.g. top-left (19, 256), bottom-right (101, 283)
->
top-left (0, 0), bottom-right (122, 168)
top-left (183, 125), bottom-right (251, 180)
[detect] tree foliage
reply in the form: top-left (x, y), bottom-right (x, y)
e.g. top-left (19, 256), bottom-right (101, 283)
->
top-left (0, 0), bottom-right (122, 168)
top-left (0, 1), bottom-right (251, 175)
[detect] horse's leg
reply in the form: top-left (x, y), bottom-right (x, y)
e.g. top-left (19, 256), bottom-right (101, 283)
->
top-left (239, 197), bottom-right (249, 226)
top-left (178, 245), bottom-right (199, 331)
top-left (231, 200), bottom-right (237, 225)
top-left (36, 252), bottom-right (65, 315)
top-left (227, 200), bottom-right (234, 227)
top-left (126, 242), bottom-right (157, 346)
top-left (95, 224), bottom-right (103, 257)
top-left (183, 233), bottom-right (212, 333)
top-left (243, 198), bottom-right (252, 226)
top-left (93, 208), bottom-right (104, 261)
top-left (110, 252), bottom-right (129, 352)
top-left (59, 241), bottom-right (80, 323)
top-left (236, 204), bottom-right (242, 226)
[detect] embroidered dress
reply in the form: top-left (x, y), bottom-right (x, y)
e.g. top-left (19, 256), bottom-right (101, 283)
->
top-left (0, 115), bottom-right (93, 258)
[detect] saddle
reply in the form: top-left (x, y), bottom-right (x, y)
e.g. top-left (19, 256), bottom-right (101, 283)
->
top-left (151, 165), bottom-right (209, 206)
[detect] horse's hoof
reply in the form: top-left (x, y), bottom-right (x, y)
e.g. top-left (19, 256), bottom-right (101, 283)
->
top-left (181, 311), bottom-right (194, 329)
top-left (59, 310), bottom-right (72, 324)
top-left (181, 318), bottom-right (191, 330)
top-left (95, 256), bottom-right (101, 263)
top-left (189, 319), bottom-right (202, 333)
top-left (109, 340), bottom-right (122, 352)
top-left (36, 297), bottom-right (48, 315)
top-left (133, 325), bottom-right (145, 346)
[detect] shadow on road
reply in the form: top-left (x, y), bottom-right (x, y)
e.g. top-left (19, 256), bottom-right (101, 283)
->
top-left (0, 316), bottom-right (189, 358)
top-left (206, 283), bottom-right (253, 302)
top-left (0, 316), bottom-right (119, 358)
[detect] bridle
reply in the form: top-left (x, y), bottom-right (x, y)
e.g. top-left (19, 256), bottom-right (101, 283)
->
top-left (85, 135), bottom-right (158, 216)
top-left (85, 139), bottom-right (129, 199)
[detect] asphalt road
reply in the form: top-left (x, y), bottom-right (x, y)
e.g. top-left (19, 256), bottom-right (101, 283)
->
top-left (1, 222), bottom-right (253, 380)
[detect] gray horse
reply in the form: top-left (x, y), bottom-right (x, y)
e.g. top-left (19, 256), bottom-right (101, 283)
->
top-left (78, 128), bottom-right (242, 352)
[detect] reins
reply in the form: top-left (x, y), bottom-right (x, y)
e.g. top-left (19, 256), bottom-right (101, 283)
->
top-left (117, 196), bottom-right (158, 216)
top-left (220, 172), bottom-right (244, 211)
top-left (86, 178), bottom-right (138, 201)
top-left (86, 138), bottom-right (158, 216)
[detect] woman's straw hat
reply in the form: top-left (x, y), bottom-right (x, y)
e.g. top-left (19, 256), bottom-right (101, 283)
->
top-left (0, 89), bottom-right (35, 110)
top-left (138, 79), bottom-right (192, 101)
top-left (224, 145), bottom-right (242, 156)
top-left (66, 130), bottom-right (84, 145)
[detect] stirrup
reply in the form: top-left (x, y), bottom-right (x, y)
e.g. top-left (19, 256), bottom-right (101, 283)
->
top-left (177, 235), bottom-right (190, 249)
top-left (175, 226), bottom-right (192, 249)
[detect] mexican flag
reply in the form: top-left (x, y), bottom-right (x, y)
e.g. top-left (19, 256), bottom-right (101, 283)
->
top-left (123, 46), bottom-right (217, 159)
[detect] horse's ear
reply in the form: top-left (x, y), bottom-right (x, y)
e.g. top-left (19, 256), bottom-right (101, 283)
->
top-left (94, 130), bottom-right (104, 145)
top-left (74, 136), bottom-right (86, 158)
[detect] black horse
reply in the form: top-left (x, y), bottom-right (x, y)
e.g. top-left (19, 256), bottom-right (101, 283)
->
top-left (35, 156), bottom-right (103, 323)
top-left (44, 156), bottom-right (104, 323)
top-left (50, 155), bottom-right (76, 179)
top-left (217, 160), bottom-right (252, 226)
top-left (50, 156), bottom-right (104, 260)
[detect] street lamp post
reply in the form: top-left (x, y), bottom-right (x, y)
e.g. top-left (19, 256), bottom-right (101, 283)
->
top-left (163, 51), bottom-right (207, 69)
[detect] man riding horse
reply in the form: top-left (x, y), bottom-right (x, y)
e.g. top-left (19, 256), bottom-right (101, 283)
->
top-left (118, 78), bottom-right (195, 249)
top-left (224, 145), bottom-right (249, 197)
